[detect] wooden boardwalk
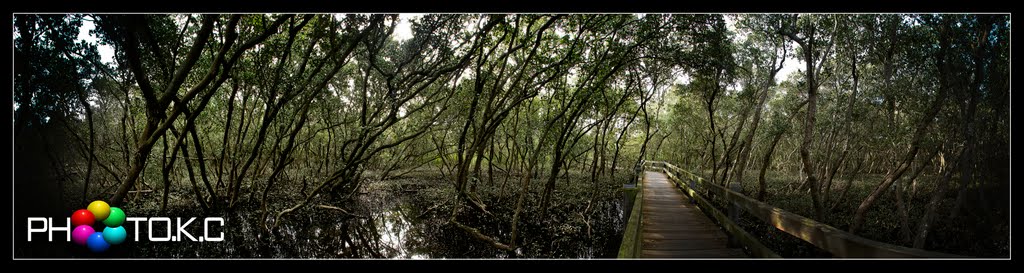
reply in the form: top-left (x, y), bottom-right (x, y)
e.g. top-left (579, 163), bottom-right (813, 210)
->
top-left (640, 171), bottom-right (747, 258)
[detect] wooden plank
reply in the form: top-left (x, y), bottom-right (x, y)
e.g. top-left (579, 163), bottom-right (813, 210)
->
top-left (643, 229), bottom-right (721, 235)
top-left (643, 225), bottom-right (721, 232)
top-left (641, 222), bottom-right (716, 229)
top-left (641, 248), bottom-right (747, 258)
top-left (638, 203), bottom-right (696, 209)
top-left (644, 192), bottom-right (686, 196)
top-left (643, 198), bottom-right (683, 203)
top-left (642, 215), bottom-right (709, 223)
top-left (643, 210), bottom-right (705, 217)
top-left (644, 200), bottom-right (691, 206)
top-left (643, 209), bottom-right (708, 218)
top-left (643, 238), bottom-right (730, 250)
top-left (642, 219), bottom-right (714, 227)
top-left (641, 224), bottom-right (716, 230)
top-left (642, 231), bottom-right (727, 240)
top-left (642, 219), bottom-right (714, 228)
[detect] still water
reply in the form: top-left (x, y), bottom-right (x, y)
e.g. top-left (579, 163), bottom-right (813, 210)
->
top-left (102, 182), bottom-right (625, 258)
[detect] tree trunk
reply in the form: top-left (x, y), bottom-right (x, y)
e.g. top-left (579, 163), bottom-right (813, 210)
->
top-left (706, 85), bottom-right (719, 186)
top-left (540, 130), bottom-right (569, 219)
top-left (261, 95), bottom-right (317, 229)
top-left (187, 124), bottom-right (218, 208)
top-left (733, 33), bottom-right (786, 189)
top-left (488, 140), bottom-right (496, 186)
top-left (720, 100), bottom-right (752, 187)
top-left (611, 103), bottom-right (642, 179)
top-left (894, 179), bottom-right (912, 244)
top-left (830, 154), bottom-right (865, 211)
top-left (797, 30), bottom-right (824, 221)
top-left (914, 149), bottom-right (962, 249)
top-left (849, 19), bottom-right (952, 234)
top-left (178, 136), bottom-right (210, 213)
top-left (822, 148), bottom-right (848, 204)
top-left (111, 118), bottom-right (161, 206)
top-left (76, 83), bottom-right (97, 204)
top-left (948, 15), bottom-right (991, 222)
top-left (757, 132), bottom-right (784, 201)
top-left (160, 132), bottom-right (175, 214)
top-left (217, 80), bottom-right (239, 190)
top-left (732, 88), bottom-right (768, 191)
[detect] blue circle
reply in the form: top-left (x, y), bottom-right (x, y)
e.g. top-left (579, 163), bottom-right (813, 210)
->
top-left (103, 226), bottom-right (127, 245)
top-left (87, 232), bottom-right (110, 252)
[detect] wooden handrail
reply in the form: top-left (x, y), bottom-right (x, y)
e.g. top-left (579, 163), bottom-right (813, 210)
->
top-left (617, 163), bottom-right (645, 258)
top-left (645, 160), bottom-right (965, 258)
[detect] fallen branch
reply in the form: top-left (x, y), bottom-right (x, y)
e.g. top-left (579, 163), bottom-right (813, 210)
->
top-left (317, 204), bottom-right (367, 218)
top-left (416, 200), bottom-right (449, 219)
top-left (577, 211), bottom-right (592, 238)
top-left (451, 220), bottom-right (514, 251)
top-left (466, 191), bottom-right (493, 216)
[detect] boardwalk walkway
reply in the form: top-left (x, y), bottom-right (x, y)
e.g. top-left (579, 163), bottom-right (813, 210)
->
top-left (639, 171), bottom-right (747, 258)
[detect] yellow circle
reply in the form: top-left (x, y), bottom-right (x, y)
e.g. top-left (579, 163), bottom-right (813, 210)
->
top-left (87, 200), bottom-right (111, 221)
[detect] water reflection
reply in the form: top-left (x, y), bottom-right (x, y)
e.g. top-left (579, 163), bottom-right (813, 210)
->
top-left (126, 182), bottom-right (623, 258)
top-left (311, 198), bottom-right (430, 258)
top-left (142, 197), bottom-right (434, 258)
top-left (368, 208), bottom-right (429, 259)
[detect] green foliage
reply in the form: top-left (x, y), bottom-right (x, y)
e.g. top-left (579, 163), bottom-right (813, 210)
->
top-left (14, 14), bottom-right (101, 131)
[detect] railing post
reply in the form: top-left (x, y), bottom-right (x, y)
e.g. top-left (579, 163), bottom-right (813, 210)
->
top-left (688, 176), bottom-right (697, 205)
top-left (619, 162), bottom-right (645, 258)
top-left (727, 182), bottom-right (741, 248)
top-left (623, 162), bottom-right (642, 228)
top-left (634, 164), bottom-right (644, 257)
top-left (622, 183), bottom-right (637, 223)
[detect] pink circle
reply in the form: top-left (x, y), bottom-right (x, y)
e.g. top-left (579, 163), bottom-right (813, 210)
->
top-left (72, 225), bottom-right (95, 246)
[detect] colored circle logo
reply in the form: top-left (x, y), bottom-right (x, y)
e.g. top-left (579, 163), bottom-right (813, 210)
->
top-left (70, 200), bottom-right (127, 252)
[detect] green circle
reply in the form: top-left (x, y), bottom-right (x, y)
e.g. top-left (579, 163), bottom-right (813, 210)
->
top-left (103, 207), bottom-right (126, 227)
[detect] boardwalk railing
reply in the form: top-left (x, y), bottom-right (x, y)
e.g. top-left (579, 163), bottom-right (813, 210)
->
top-left (644, 160), bottom-right (965, 258)
top-left (617, 164), bottom-right (645, 258)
